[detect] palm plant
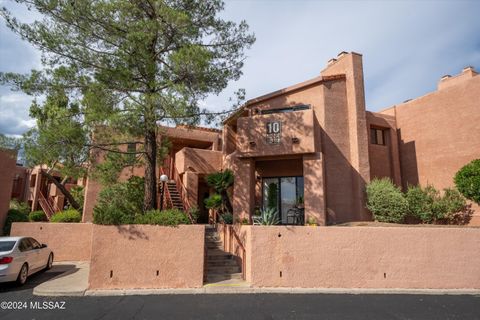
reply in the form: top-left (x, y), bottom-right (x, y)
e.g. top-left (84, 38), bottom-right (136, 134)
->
top-left (205, 170), bottom-right (234, 215)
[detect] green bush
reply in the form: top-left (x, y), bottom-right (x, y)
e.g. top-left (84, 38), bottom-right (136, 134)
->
top-left (3, 209), bottom-right (29, 235)
top-left (93, 176), bottom-right (144, 225)
top-left (366, 178), bottom-right (408, 223)
top-left (454, 159), bottom-right (480, 204)
top-left (253, 207), bottom-right (280, 225)
top-left (433, 188), bottom-right (468, 224)
top-left (405, 185), bottom-right (438, 223)
top-left (220, 213), bottom-right (233, 224)
top-left (9, 199), bottom-right (30, 215)
top-left (134, 209), bottom-right (191, 226)
top-left (29, 210), bottom-right (48, 222)
top-left (69, 185), bottom-right (85, 211)
top-left (50, 209), bottom-right (82, 223)
top-left (405, 185), bottom-right (467, 224)
top-left (204, 194), bottom-right (222, 210)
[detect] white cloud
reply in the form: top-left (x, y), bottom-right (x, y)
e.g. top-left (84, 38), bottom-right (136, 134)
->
top-left (1, 0), bottom-right (479, 135)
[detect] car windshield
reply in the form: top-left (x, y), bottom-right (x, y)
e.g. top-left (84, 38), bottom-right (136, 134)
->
top-left (0, 241), bottom-right (16, 252)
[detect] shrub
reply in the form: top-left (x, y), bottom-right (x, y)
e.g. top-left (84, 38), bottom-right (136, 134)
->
top-left (3, 209), bottom-right (29, 235)
top-left (253, 207), bottom-right (280, 225)
top-left (93, 176), bottom-right (144, 225)
top-left (9, 199), bottom-right (30, 215)
top-left (29, 210), bottom-right (48, 222)
top-left (454, 159), bottom-right (480, 204)
top-left (405, 185), bottom-right (438, 223)
top-left (433, 188), bottom-right (468, 224)
top-left (406, 185), bottom-right (468, 224)
top-left (50, 209), bottom-right (82, 223)
top-left (366, 178), bottom-right (408, 223)
top-left (204, 194), bottom-right (222, 210)
top-left (69, 185), bottom-right (85, 211)
top-left (134, 209), bottom-right (191, 226)
top-left (220, 213), bottom-right (233, 224)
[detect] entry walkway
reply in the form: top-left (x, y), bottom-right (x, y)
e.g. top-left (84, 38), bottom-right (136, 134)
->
top-left (33, 261), bottom-right (89, 296)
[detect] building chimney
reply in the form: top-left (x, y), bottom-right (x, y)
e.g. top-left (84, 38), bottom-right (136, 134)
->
top-left (327, 58), bottom-right (337, 66)
top-left (463, 66), bottom-right (474, 72)
top-left (438, 66), bottom-right (477, 90)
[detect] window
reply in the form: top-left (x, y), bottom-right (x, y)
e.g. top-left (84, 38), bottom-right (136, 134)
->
top-left (262, 176), bottom-right (304, 224)
top-left (260, 104), bottom-right (310, 115)
top-left (370, 128), bottom-right (386, 145)
top-left (0, 241), bottom-right (16, 252)
top-left (28, 238), bottom-right (42, 250)
top-left (18, 239), bottom-right (33, 252)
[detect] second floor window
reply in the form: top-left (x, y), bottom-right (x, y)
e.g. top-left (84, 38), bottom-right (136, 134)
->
top-left (370, 128), bottom-right (386, 145)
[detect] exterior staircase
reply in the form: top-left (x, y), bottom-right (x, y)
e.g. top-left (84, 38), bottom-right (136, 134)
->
top-left (204, 226), bottom-right (243, 284)
top-left (162, 181), bottom-right (184, 210)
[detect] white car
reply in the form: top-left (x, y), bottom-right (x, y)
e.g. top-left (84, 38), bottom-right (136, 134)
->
top-left (0, 237), bottom-right (54, 285)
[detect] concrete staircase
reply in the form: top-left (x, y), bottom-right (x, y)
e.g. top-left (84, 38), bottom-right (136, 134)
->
top-left (165, 181), bottom-right (184, 210)
top-left (204, 226), bottom-right (243, 284)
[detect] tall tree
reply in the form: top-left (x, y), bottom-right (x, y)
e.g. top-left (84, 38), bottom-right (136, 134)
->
top-left (22, 85), bottom-right (89, 210)
top-left (1, 0), bottom-right (254, 211)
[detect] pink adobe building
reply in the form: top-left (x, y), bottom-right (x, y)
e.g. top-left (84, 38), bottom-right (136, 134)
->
top-left (0, 157), bottom-right (86, 230)
top-left (80, 51), bottom-right (480, 226)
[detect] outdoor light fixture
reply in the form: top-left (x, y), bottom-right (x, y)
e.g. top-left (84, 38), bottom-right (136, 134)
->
top-left (160, 174), bottom-right (168, 210)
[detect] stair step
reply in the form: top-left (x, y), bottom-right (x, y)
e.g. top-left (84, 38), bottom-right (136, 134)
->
top-left (207, 254), bottom-right (235, 261)
top-left (207, 266), bottom-right (241, 273)
top-left (206, 240), bottom-right (222, 245)
top-left (206, 273), bottom-right (243, 282)
top-left (206, 239), bottom-right (222, 243)
top-left (207, 259), bottom-right (239, 267)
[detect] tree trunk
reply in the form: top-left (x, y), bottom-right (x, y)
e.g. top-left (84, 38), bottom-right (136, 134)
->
top-left (143, 128), bottom-right (157, 211)
top-left (41, 170), bottom-right (80, 210)
top-left (221, 190), bottom-right (233, 214)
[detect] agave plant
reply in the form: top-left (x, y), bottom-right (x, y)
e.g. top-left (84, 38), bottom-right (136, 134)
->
top-left (253, 207), bottom-right (280, 225)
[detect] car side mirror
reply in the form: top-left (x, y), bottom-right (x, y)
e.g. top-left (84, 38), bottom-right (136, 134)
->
top-left (41, 244), bottom-right (47, 248)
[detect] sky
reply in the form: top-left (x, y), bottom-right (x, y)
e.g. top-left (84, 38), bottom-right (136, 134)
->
top-left (1, 0), bottom-right (480, 136)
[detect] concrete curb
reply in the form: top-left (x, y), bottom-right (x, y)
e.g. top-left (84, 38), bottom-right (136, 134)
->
top-left (84, 287), bottom-right (480, 296)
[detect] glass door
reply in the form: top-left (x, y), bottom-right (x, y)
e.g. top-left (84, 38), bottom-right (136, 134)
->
top-left (280, 177), bottom-right (296, 224)
top-left (263, 178), bottom-right (280, 213)
top-left (262, 176), bottom-right (304, 224)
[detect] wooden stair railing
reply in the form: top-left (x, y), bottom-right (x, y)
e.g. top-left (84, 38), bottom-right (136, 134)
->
top-left (37, 192), bottom-right (59, 220)
top-left (159, 167), bottom-right (173, 209)
top-left (159, 166), bottom-right (194, 223)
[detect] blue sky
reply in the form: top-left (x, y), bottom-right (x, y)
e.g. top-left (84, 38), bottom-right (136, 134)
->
top-left (1, 0), bottom-right (480, 136)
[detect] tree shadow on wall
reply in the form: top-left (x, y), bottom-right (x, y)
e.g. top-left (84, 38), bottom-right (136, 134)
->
top-left (115, 224), bottom-right (149, 240)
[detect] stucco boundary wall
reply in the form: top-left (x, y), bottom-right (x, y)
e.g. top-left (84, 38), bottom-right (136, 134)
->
top-left (245, 226), bottom-right (480, 289)
top-left (10, 222), bottom-right (93, 261)
top-left (88, 225), bottom-right (205, 289)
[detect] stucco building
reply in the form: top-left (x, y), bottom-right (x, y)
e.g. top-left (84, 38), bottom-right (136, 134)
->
top-left (16, 52), bottom-right (480, 226)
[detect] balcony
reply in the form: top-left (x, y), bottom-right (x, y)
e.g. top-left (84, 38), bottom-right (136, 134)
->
top-left (236, 109), bottom-right (317, 158)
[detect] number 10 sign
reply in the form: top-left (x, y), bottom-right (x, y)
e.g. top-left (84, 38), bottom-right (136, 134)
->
top-left (266, 121), bottom-right (281, 144)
